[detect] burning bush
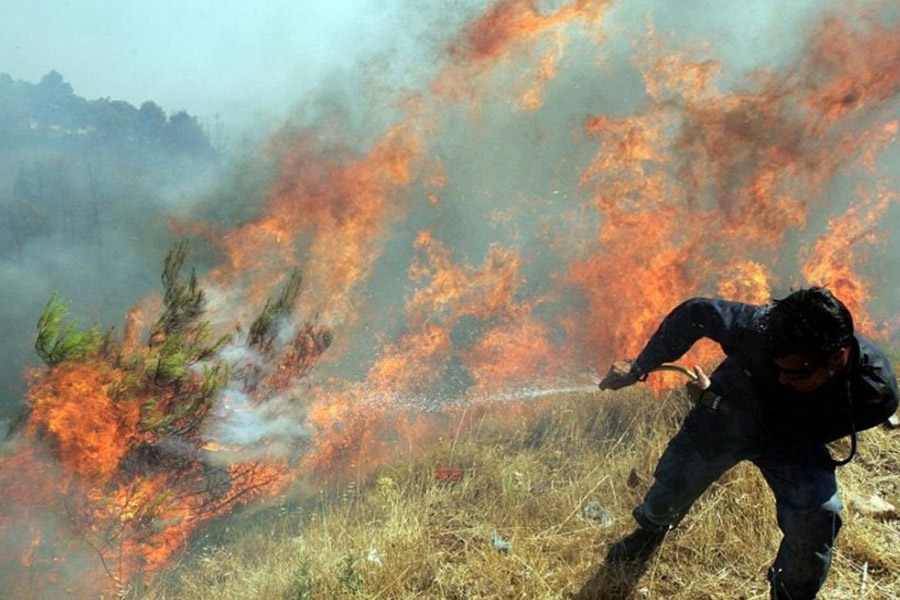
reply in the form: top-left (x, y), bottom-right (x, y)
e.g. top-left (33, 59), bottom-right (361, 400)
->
top-left (1, 242), bottom-right (331, 598)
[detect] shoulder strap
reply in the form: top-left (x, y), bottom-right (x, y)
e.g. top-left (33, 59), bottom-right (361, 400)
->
top-left (831, 376), bottom-right (857, 466)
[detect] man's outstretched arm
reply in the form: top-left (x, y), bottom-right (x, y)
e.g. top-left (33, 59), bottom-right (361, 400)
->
top-left (599, 297), bottom-right (760, 390)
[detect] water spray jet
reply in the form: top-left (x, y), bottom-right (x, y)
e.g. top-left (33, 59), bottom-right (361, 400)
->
top-left (509, 363), bottom-right (699, 402)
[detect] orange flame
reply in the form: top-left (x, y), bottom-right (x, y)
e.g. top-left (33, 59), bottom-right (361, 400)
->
top-left (802, 189), bottom-right (898, 334)
top-left (26, 362), bottom-right (140, 481)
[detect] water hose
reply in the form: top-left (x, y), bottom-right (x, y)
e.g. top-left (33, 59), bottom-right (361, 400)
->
top-left (648, 364), bottom-right (698, 380)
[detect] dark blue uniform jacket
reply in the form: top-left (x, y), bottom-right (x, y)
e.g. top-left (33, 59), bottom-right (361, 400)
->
top-left (632, 298), bottom-right (899, 445)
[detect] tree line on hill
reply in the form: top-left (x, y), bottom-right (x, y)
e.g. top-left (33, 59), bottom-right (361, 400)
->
top-left (0, 70), bottom-right (213, 155)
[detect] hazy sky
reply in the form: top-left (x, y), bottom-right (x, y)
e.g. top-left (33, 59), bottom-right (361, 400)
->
top-left (0, 0), bottom-right (432, 136)
top-left (1, 0), bottom-right (833, 141)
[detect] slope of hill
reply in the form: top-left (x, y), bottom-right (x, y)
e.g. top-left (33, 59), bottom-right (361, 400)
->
top-left (134, 387), bottom-right (900, 599)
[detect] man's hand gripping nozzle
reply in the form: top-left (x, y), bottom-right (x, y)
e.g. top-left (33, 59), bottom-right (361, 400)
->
top-left (597, 361), bottom-right (698, 391)
top-left (597, 362), bottom-right (724, 412)
top-left (596, 359), bottom-right (639, 391)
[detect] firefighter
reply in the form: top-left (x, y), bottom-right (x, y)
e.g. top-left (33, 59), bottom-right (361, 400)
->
top-left (598, 286), bottom-right (899, 600)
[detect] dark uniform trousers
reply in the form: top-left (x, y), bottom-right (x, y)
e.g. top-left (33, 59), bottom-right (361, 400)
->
top-left (633, 400), bottom-right (842, 600)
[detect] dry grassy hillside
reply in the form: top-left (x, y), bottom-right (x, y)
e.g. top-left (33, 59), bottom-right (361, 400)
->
top-left (135, 386), bottom-right (900, 600)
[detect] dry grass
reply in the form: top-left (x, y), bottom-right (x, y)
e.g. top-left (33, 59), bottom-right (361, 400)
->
top-left (133, 387), bottom-right (900, 600)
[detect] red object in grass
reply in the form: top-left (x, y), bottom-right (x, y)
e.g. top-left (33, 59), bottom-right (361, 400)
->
top-left (435, 465), bottom-right (464, 483)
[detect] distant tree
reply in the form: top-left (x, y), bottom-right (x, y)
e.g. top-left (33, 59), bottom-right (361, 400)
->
top-left (13, 163), bottom-right (37, 200)
top-left (38, 70), bottom-right (73, 96)
top-left (84, 162), bottom-right (109, 246)
top-left (46, 160), bottom-right (75, 238)
top-left (0, 73), bottom-right (24, 140)
top-left (14, 160), bottom-right (76, 238)
top-left (94, 98), bottom-right (139, 143)
top-left (137, 100), bottom-right (166, 144)
top-left (0, 196), bottom-right (46, 257)
top-left (167, 110), bottom-right (212, 155)
top-left (34, 70), bottom-right (79, 131)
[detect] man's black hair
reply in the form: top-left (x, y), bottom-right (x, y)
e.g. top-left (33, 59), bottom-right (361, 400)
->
top-left (762, 286), bottom-right (854, 361)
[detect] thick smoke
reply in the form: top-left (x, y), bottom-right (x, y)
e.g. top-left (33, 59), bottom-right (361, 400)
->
top-left (203, 325), bottom-right (316, 459)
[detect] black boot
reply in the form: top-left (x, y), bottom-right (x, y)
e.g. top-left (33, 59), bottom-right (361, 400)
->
top-left (768, 567), bottom-right (819, 600)
top-left (605, 527), bottom-right (667, 562)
